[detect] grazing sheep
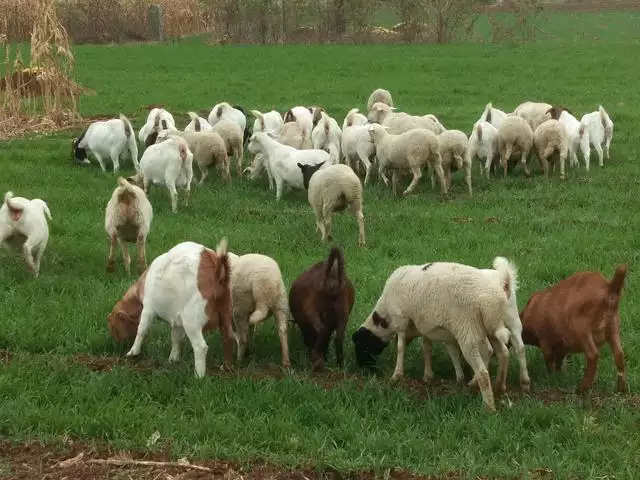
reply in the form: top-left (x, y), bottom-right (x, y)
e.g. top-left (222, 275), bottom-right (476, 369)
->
top-left (368, 124), bottom-right (446, 197)
top-left (227, 251), bottom-right (290, 368)
top-left (298, 162), bottom-right (366, 246)
top-left (127, 135), bottom-right (194, 213)
top-left (581, 105), bottom-right (614, 168)
top-left (546, 106), bottom-right (590, 172)
top-left (311, 112), bottom-right (342, 165)
top-left (118, 239), bottom-right (234, 378)
top-left (520, 264), bottom-right (628, 394)
top-left (497, 114), bottom-right (534, 178)
top-left (211, 120), bottom-right (244, 176)
top-left (289, 247), bottom-right (355, 371)
top-left (72, 114), bottom-right (139, 173)
top-left (468, 121), bottom-right (500, 179)
top-left (341, 108), bottom-right (376, 185)
top-left (139, 108), bottom-right (176, 147)
top-left (366, 88), bottom-right (394, 112)
top-left (0, 191), bottom-right (52, 278)
top-left (246, 131), bottom-right (330, 200)
top-left (207, 102), bottom-right (247, 138)
top-left (156, 129), bottom-right (230, 184)
top-left (105, 177), bottom-right (153, 274)
top-left (435, 129), bottom-right (472, 195)
top-left (352, 259), bottom-right (514, 412)
top-left (533, 119), bottom-right (569, 179)
top-left (184, 111), bottom-right (214, 133)
top-left (367, 102), bottom-right (445, 135)
top-left (476, 102), bottom-right (507, 129)
top-left (513, 101), bottom-right (552, 131)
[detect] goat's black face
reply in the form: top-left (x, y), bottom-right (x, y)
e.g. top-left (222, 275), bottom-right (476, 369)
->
top-left (298, 161), bottom-right (326, 189)
top-left (71, 137), bottom-right (87, 162)
top-left (352, 327), bottom-right (388, 371)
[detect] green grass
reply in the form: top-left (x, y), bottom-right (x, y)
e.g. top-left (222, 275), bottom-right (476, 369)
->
top-left (2, 14), bottom-right (640, 478)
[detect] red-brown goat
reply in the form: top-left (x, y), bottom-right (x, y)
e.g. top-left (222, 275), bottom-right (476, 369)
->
top-left (520, 264), bottom-right (628, 393)
top-left (288, 246), bottom-right (355, 372)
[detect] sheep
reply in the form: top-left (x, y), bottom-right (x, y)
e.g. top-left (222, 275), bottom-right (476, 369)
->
top-left (117, 239), bottom-right (234, 378)
top-left (341, 108), bottom-right (376, 185)
top-left (520, 264), bottom-right (627, 394)
top-left (276, 121), bottom-right (314, 150)
top-left (246, 131), bottom-right (330, 200)
top-left (289, 247), bottom-right (355, 371)
top-left (0, 191), bottom-right (52, 278)
top-left (138, 108), bottom-right (176, 147)
top-left (72, 114), bottom-right (139, 173)
top-left (581, 105), bottom-right (614, 168)
top-left (211, 120), bottom-right (244, 176)
top-left (546, 106), bottom-right (590, 172)
top-left (105, 177), bottom-right (153, 274)
top-left (251, 109), bottom-right (284, 135)
top-left (468, 121), bottom-right (500, 179)
top-left (366, 88), bottom-right (394, 112)
top-left (297, 162), bottom-right (366, 246)
top-left (184, 111), bottom-right (214, 133)
top-left (311, 111), bottom-right (342, 165)
top-left (475, 102), bottom-right (507, 129)
top-left (533, 119), bottom-right (569, 179)
top-left (435, 129), bottom-right (472, 195)
top-left (127, 135), bottom-right (194, 213)
top-left (155, 129), bottom-right (230, 184)
top-left (496, 114), bottom-right (534, 178)
top-left (207, 102), bottom-right (247, 139)
top-left (227, 251), bottom-right (290, 368)
top-left (351, 258), bottom-right (515, 412)
top-left (367, 102), bottom-right (445, 135)
top-left (283, 105), bottom-right (324, 137)
top-left (368, 124), bottom-right (446, 197)
top-left (513, 101), bottom-right (552, 131)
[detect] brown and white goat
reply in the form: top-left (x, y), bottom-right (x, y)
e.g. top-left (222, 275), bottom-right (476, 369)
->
top-left (288, 246), bottom-right (355, 372)
top-left (520, 264), bottom-right (628, 394)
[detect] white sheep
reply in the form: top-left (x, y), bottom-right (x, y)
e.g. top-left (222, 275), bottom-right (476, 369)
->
top-left (366, 88), bottom-right (394, 112)
top-left (211, 120), bottom-right (244, 175)
top-left (311, 112), bottom-right (342, 165)
top-left (156, 129), bottom-right (230, 184)
top-left (497, 114), bottom-right (534, 178)
top-left (513, 101), bottom-right (552, 132)
top-left (435, 129), bottom-right (472, 195)
top-left (127, 135), bottom-right (194, 213)
top-left (581, 105), bottom-right (614, 168)
top-left (297, 162), bottom-right (366, 246)
top-left (368, 124), bottom-right (446, 197)
top-left (184, 111), bottom-right (214, 133)
top-left (476, 102), bottom-right (507, 129)
top-left (352, 258), bottom-right (514, 412)
top-left (105, 177), bottom-right (153, 274)
top-left (207, 102), bottom-right (247, 135)
top-left (546, 106), bottom-right (590, 171)
top-left (247, 131), bottom-right (329, 200)
top-left (341, 109), bottom-right (376, 185)
top-left (0, 191), bottom-right (52, 278)
top-left (124, 239), bottom-right (234, 378)
top-left (227, 251), bottom-right (291, 367)
top-left (533, 119), bottom-right (569, 179)
top-left (367, 102), bottom-right (445, 135)
top-left (72, 114), bottom-right (139, 173)
top-left (468, 121), bottom-right (500, 179)
top-left (138, 108), bottom-right (176, 146)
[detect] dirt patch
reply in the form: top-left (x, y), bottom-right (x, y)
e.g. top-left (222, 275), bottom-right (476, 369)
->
top-left (0, 349), bottom-right (12, 364)
top-left (72, 352), bottom-right (162, 374)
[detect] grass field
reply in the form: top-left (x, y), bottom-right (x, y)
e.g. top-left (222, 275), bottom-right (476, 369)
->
top-left (2, 12), bottom-right (640, 479)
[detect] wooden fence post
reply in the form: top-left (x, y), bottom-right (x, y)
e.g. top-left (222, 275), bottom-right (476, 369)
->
top-left (148, 4), bottom-right (164, 41)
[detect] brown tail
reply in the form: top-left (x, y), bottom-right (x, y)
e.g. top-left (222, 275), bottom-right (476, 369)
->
top-left (324, 246), bottom-right (345, 295)
top-left (476, 123), bottom-right (483, 142)
top-left (607, 264), bottom-right (627, 309)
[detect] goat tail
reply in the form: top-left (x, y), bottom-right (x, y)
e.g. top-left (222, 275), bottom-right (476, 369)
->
top-left (484, 102), bottom-right (493, 124)
top-left (345, 108), bottom-right (359, 127)
top-left (117, 176), bottom-right (136, 193)
top-left (38, 200), bottom-right (52, 221)
top-left (494, 326), bottom-right (511, 347)
top-left (492, 256), bottom-right (519, 298)
top-left (215, 236), bottom-right (231, 287)
top-left (453, 153), bottom-right (464, 170)
top-left (178, 141), bottom-right (188, 163)
top-left (120, 114), bottom-right (139, 171)
top-left (4, 190), bottom-right (14, 206)
top-left (324, 246), bottom-right (345, 294)
top-left (187, 111), bottom-right (201, 132)
top-left (475, 122), bottom-right (483, 142)
top-left (599, 105), bottom-right (609, 128)
top-left (324, 116), bottom-right (330, 136)
top-left (578, 123), bottom-right (586, 138)
top-left (607, 264), bottom-right (627, 309)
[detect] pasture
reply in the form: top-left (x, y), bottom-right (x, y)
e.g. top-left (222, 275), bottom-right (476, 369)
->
top-left (2, 11), bottom-right (640, 479)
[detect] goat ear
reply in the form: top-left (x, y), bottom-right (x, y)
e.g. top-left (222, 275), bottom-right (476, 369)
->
top-left (297, 162), bottom-right (304, 170)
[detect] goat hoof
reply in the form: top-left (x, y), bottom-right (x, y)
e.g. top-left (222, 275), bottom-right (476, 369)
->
top-left (520, 382), bottom-right (531, 393)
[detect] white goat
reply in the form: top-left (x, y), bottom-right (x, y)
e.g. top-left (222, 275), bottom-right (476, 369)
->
top-left (342, 109), bottom-right (376, 185)
top-left (184, 111), bottom-right (214, 133)
top-left (476, 102), bottom-right (507, 129)
top-left (468, 121), bottom-right (500, 179)
top-left (546, 106), bottom-right (590, 171)
top-left (311, 112), bottom-right (342, 165)
top-left (208, 102), bottom-right (247, 135)
top-left (251, 109), bottom-right (284, 135)
top-left (138, 108), bottom-right (176, 146)
top-left (581, 105), bottom-right (614, 168)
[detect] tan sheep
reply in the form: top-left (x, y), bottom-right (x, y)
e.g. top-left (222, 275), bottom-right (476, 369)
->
top-left (435, 129), bottom-right (472, 196)
top-left (513, 101), bottom-right (552, 132)
top-left (367, 88), bottom-right (394, 112)
top-left (212, 120), bottom-right (244, 175)
top-left (497, 114), bottom-right (534, 178)
top-left (367, 102), bottom-right (445, 135)
top-left (533, 119), bottom-right (569, 179)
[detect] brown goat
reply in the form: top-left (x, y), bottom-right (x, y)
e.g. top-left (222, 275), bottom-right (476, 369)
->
top-left (288, 247), bottom-right (355, 372)
top-left (520, 265), bottom-right (628, 394)
top-left (108, 269), bottom-right (148, 342)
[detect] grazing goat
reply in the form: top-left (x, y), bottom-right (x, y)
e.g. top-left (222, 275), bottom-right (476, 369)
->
top-left (0, 191), bottom-right (52, 278)
top-left (289, 247), bottom-right (355, 372)
top-left (520, 264), bottom-right (628, 394)
top-left (105, 177), bottom-right (153, 274)
top-left (120, 240), bottom-right (234, 378)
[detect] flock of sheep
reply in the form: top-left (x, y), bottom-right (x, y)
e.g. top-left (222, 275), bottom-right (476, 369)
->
top-left (0, 88), bottom-right (625, 412)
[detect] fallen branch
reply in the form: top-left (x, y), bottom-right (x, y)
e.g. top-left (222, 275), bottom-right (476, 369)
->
top-left (86, 457), bottom-right (213, 473)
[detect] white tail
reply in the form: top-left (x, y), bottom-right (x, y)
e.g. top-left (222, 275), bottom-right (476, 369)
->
top-left (120, 113), bottom-right (139, 171)
top-left (216, 236), bottom-right (228, 256)
top-left (492, 256), bottom-right (519, 298)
